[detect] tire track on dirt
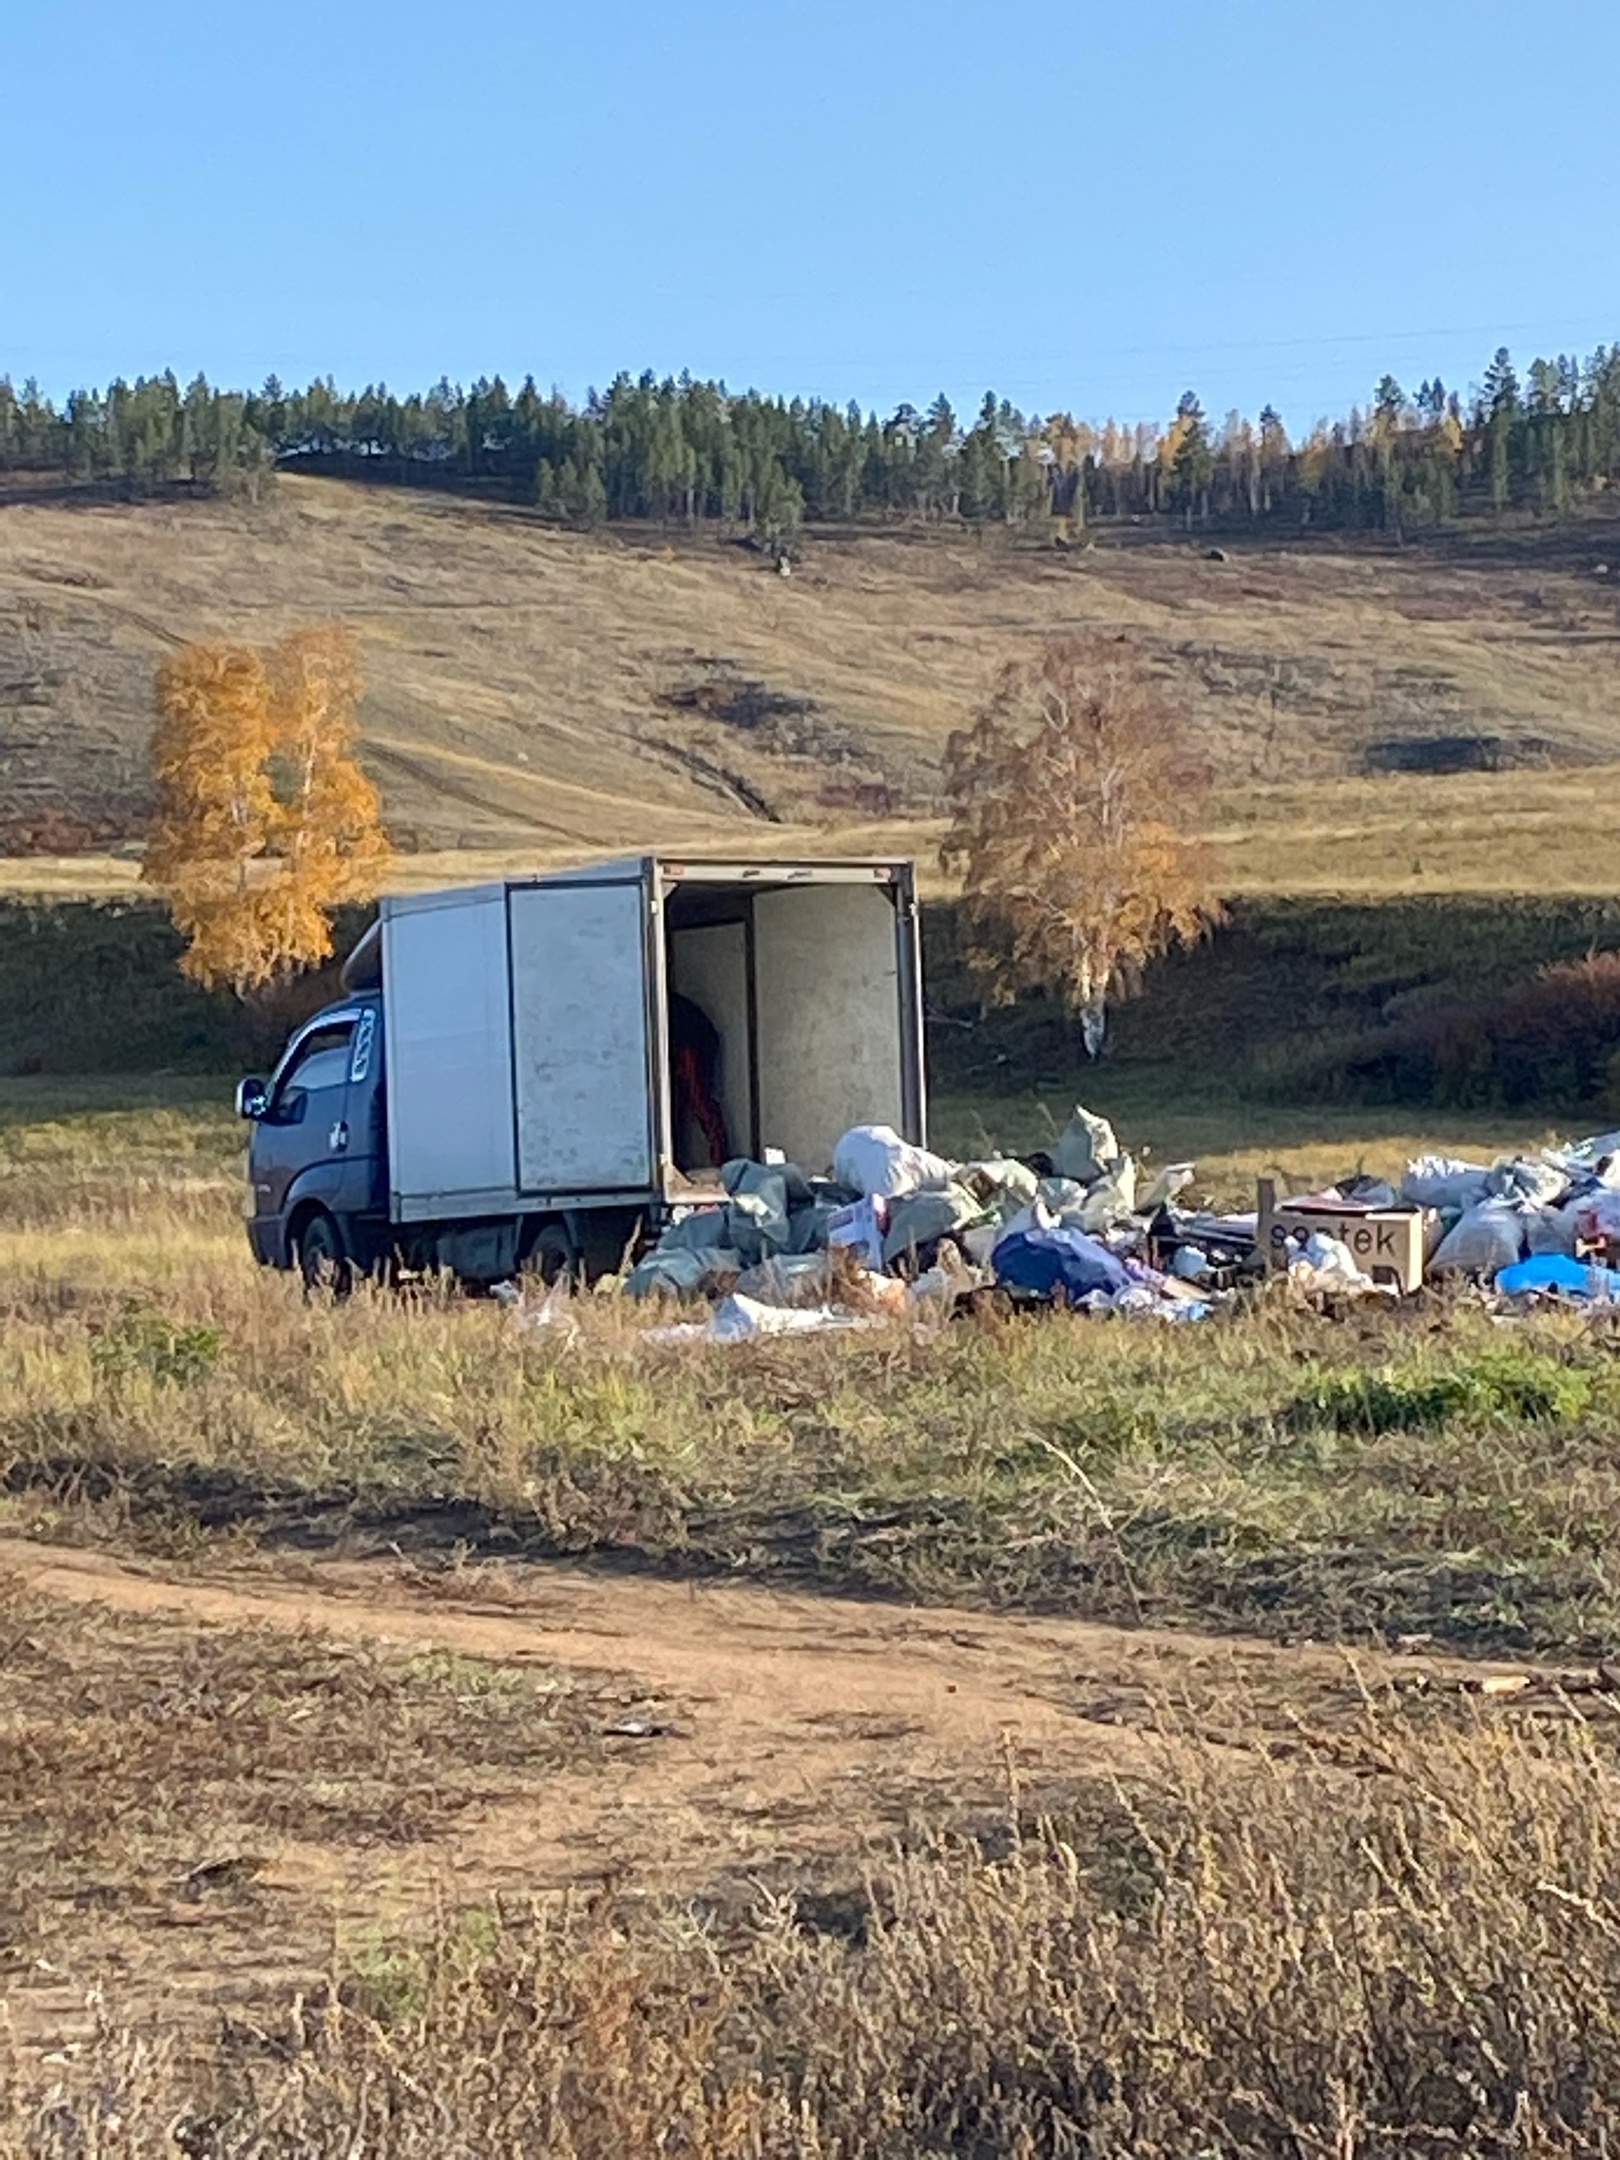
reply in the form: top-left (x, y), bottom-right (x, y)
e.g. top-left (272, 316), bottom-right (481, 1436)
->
top-left (0, 1535), bottom-right (1550, 2053)
top-left (0, 1531), bottom-right (1536, 1880)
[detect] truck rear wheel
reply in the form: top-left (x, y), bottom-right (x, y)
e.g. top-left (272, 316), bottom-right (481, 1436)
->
top-left (295, 1210), bottom-right (354, 1300)
top-left (524, 1221), bottom-right (579, 1288)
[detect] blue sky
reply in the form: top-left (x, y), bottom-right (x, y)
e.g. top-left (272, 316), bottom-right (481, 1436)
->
top-left (8, 0), bottom-right (1618, 432)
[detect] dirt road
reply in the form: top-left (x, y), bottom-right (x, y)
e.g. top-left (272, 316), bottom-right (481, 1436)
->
top-left (0, 1534), bottom-right (1543, 2050)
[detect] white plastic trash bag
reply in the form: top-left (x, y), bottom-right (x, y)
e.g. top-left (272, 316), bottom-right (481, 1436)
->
top-left (1524, 1203), bottom-right (1581, 1259)
top-left (1138, 1161), bottom-right (1196, 1213)
top-left (1288, 1231), bottom-right (1389, 1297)
top-left (960, 1158), bottom-right (1041, 1217)
top-left (1489, 1156), bottom-right (1568, 1208)
top-left (1079, 1155), bottom-right (1137, 1232)
top-left (1573, 1190), bottom-right (1620, 1245)
top-left (1053, 1105), bottom-right (1119, 1185)
top-left (493, 1280), bottom-right (581, 1341)
top-left (709, 1293), bottom-right (880, 1341)
top-left (1400, 1156), bottom-right (1492, 1212)
top-left (831, 1124), bottom-right (954, 1199)
top-left (1427, 1199), bottom-right (1526, 1277)
top-left (1565, 1129), bottom-right (1620, 1171)
top-left (826, 1196), bottom-right (887, 1270)
top-left (1037, 1177), bottom-right (1089, 1220)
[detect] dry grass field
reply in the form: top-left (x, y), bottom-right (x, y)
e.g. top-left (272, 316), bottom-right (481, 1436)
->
top-left (7, 478), bottom-right (1620, 2148)
top-left (3, 474), bottom-right (1620, 898)
top-left (6, 1084), bottom-right (1620, 2147)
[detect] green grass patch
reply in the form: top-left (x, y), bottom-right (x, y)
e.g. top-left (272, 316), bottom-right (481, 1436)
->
top-left (1290, 1348), bottom-right (1593, 1434)
top-left (9, 891), bottom-right (1620, 1125)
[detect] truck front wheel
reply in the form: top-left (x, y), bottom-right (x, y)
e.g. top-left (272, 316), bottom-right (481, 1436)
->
top-left (294, 1209), bottom-right (354, 1300)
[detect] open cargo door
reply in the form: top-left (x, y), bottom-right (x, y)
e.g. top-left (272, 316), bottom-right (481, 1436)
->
top-left (508, 870), bottom-right (658, 1194)
top-left (750, 878), bottom-right (917, 1171)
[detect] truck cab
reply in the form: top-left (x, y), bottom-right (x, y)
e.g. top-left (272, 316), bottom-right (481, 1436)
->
top-left (240, 996), bottom-right (386, 1287)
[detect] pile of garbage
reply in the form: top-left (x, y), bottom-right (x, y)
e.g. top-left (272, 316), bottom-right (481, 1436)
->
top-left (615, 1108), bottom-right (1620, 1333)
top-left (1400, 1133), bottom-right (1620, 1305)
top-left (624, 1110), bottom-right (1224, 1330)
top-left (1243, 1132), bottom-right (1620, 1306)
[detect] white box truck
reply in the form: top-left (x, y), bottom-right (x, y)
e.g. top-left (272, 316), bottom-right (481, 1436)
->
top-left (237, 855), bottom-right (926, 1289)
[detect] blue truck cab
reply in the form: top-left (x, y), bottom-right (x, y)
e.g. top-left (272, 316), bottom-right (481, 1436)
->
top-left (239, 995), bottom-right (387, 1288)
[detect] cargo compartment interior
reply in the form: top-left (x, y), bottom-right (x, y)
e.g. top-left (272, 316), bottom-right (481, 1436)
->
top-left (663, 876), bottom-right (909, 1181)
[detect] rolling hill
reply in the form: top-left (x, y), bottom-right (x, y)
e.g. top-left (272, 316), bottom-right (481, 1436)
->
top-left (2, 473), bottom-right (1619, 890)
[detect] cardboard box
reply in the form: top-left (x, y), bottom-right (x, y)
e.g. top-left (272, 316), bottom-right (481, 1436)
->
top-left (1257, 1180), bottom-right (1427, 1293)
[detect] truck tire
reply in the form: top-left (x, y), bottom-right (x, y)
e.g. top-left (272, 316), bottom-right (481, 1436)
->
top-left (525, 1221), bottom-right (580, 1287)
top-left (295, 1209), bottom-right (354, 1300)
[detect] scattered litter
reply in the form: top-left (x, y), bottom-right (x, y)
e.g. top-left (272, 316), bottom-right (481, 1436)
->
top-left (1261, 1182), bottom-right (1427, 1293)
top-left (177, 1855), bottom-right (265, 1900)
top-left (711, 1291), bottom-right (885, 1340)
top-left (491, 1279), bottom-right (582, 1340)
top-left (733, 1253), bottom-right (835, 1307)
top-left (908, 1241), bottom-right (983, 1312)
top-left (1386, 1132), bottom-right (1620, 1295)
top-left (645, 1292), bottom-right (889, 1345)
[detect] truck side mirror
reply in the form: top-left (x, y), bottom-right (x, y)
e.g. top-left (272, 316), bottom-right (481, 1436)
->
top-left (235, 1077), bottom-right (268, 1121)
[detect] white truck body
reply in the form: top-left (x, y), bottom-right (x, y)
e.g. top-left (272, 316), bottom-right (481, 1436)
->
top-left (377, 856), bottom-right (926, 1224)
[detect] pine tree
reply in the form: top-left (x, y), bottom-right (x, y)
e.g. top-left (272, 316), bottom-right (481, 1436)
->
top-left (1169, 392), bottom-right (1213, 525)
top-left (1482, 348), bottom-right (1521, 416)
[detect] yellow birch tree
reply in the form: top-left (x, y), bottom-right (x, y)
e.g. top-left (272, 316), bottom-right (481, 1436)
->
top-left (941, 638), bottom-right (1224, 1055)
top-left (143, 626), bottom-right (390, 992)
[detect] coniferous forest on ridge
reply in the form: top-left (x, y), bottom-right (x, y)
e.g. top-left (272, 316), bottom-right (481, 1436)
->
top-left (3, 344), bottom-right (1619, 540)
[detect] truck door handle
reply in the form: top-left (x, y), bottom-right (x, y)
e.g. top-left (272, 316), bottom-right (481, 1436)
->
top-left (329, 1119), bottom-right (349, 1152)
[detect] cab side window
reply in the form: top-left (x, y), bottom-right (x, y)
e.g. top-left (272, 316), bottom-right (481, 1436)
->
top-left (349, 1007), bottom-right (377, 1085)
top-left (271, 1025), bottom-right (354, 1122)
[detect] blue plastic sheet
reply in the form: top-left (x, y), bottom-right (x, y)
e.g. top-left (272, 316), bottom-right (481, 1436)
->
top-left (992, 1226), bottom-right (1130, 1303)
top-left (1495, 1253), bottom-right (1620, 1302)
